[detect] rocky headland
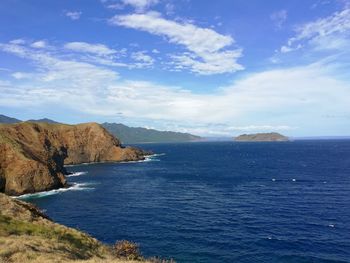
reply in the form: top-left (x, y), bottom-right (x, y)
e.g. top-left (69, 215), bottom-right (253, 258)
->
top-left (234, 132), bottom-right (289, 142)
top-left (0, 122), bottom-right (148, 196)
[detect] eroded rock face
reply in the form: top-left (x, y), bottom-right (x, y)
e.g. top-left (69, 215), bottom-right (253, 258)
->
top-left (0, 122), bottom-right (146, 195)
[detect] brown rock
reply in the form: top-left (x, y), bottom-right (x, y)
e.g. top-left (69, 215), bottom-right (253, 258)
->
top-left (0, 122), bottom-right (147, 195)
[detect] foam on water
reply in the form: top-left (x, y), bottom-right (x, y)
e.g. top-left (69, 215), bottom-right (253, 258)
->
top-left (67, 171), bottom-right (88, 177)
top-left (66, 153), bottom-right (165, 166)
top-left (119, 153), bottom-right (165, 163)
top-left (15, 183), bottom-right (94, 200)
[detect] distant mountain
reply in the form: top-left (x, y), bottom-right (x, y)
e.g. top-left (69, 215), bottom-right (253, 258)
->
top-left (234, 132), bottom-right (289, 142)
top-left (0, 115), bottom-right (59, 124)
top-left (0, 115), bottom-right (201, 143)
top-left (27, 118), bottom-right (59, 124)
top-left (0, 114), bottom-right (21, 124)
top-left (102, 123), bottom-right (201, 144)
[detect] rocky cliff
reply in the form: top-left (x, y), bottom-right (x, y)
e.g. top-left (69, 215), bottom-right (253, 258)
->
top-left (0, 122), bottom-right (147, 195)
top-left (234, 132), bottom-right (289, 142)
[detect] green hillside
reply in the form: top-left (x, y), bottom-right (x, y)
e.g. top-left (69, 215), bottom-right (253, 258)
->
top-left (102, 123), bottom-right (201, 144)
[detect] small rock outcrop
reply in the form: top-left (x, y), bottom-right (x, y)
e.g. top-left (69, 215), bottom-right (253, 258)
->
top-left (234, 132), bottom-right (289, 142)
top-left (0, 122), bottom-right (147, 195)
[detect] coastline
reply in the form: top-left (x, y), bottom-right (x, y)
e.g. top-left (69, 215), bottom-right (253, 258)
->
top-left (14, 153), bottom-right (164, 199)
top-left (64, 153), bottom-right (162, 167)
top-left (0, 193), bottom-right (161, 262)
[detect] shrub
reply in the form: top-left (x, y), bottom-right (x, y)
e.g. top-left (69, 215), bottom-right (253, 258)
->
top-left (113, 240), bottom-right (141, 260)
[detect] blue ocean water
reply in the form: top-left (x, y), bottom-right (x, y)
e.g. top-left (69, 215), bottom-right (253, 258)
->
top-left (24, 141), bottom-right (350, 263)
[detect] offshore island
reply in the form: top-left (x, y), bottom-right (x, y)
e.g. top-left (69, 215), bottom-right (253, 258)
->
top-left (234, 132), bottom-right (289, 142)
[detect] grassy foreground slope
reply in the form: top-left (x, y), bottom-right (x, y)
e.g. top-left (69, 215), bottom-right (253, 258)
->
top-left (0, 193), bottom-right (148, 263)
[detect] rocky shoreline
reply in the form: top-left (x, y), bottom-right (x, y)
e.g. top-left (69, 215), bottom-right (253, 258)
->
top-left (0, 122), bottom-right (149, 196)
top-left (0, 122), bottom-right (173, 262)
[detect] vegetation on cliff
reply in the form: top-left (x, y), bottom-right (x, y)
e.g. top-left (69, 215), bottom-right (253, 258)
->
top-left (0, 193), bottom-right (159, 263)
top-left (0, 193), bottom-right (176, 263)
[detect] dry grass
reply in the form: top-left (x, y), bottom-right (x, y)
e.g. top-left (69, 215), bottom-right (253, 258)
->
top-left (0, 193), bottom-right (173, 263)
top-left (114, 240), bottom-right (142, 260)
top-left (0, 214), bottom-right (110, 262)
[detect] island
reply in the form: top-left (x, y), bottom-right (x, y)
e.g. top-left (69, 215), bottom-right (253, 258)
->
top-left (234, 132), bottom-right (289, 142)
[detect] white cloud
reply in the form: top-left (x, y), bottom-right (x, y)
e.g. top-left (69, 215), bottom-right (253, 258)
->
top-left (225, 125), bottom-right (295, 132)
top-left (12, 72), bottom-right (33, 79)
top-left (9, 39), bottom-right (26, 45)
top-left (106, 3), bottom-right (124, 10)
top-left (1, 41), bottom-right (349, 136)
top-left (270, 10), bottom-right (287, 29)
top-left (165, 3), bottom-right (175, 15)
top-left (64, 42), bottom-right (117, 56)
top-left (65, 11), bottom-right (82, 20)
top-left (170, 124), bottom-right (296, 137)
top-left (280, 44), bottom-right (302, 53)
top-left (109, 12), bottom-right (244, 75)
top-left (121, 0), bottom-right (159, 11)
top-left (63, 41), bottom-right (154, 69)
top-left (131, 51), bottom-right (154, 67)
top-left (30, 40), bottom-right (47, 49)
top-left (0, 42), bottom-right (118, 89)
top-left (281, 6), bottom-right (350, 52)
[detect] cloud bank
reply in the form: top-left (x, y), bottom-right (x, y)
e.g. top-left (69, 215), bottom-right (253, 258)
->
top-left (109, 12), bottom-right (244, 75)
top-left (0, 40), bottom-right (349, 136)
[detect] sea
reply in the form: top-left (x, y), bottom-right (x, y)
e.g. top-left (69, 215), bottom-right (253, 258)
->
top-left (21, 141), bottom-right (350, 263)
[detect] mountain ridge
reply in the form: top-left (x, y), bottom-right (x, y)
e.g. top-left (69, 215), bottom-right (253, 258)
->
top-left (102, 122), bottom-right (201, 144)
top-left (0, 114), bottom-right (201, 144)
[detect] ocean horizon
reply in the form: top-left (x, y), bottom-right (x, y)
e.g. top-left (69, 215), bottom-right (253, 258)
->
top-left (22, 141), bottom-right (350, 263)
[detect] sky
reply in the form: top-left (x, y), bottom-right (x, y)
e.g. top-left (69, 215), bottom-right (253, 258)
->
top-left (0, 0), bottom-right (349, 137)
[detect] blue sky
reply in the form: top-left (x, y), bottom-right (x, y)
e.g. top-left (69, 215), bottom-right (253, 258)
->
top-left (0, 0), bottom-right (349, 136)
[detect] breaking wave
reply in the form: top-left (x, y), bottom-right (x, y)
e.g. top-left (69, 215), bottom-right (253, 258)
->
top-left (15, 183), bottom-right (95, 200)
top-left (66, 171), bottom-right (88, 177)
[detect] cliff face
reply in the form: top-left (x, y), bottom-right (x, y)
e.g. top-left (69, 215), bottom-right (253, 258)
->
top-left (234, 132), bottom-right (289, 142)
top-left (0, 122), bottom-right (146, 195)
